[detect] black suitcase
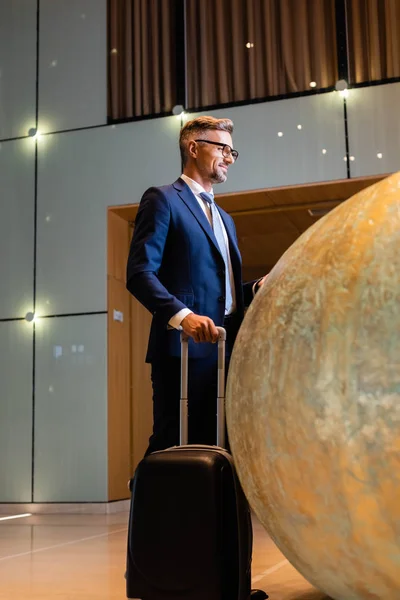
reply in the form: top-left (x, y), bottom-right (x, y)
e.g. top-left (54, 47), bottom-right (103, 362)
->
top-left (126, 327), bottom-right (253, 600)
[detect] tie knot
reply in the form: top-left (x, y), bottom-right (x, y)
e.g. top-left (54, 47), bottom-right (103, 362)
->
top-left (200, 191), bottom-right (214, 205)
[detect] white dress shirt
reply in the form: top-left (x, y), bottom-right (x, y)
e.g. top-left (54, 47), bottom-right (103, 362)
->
top-left (168, 174), bottom-right (237, 329)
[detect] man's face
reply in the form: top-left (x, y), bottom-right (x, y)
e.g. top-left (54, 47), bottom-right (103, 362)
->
top-left (191, 130), bottom-right (236, 184)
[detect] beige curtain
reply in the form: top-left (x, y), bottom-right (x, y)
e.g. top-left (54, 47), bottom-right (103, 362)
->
top-left (186, 0), bottom-right (338, 109)
top-left (108, 0), bottom-right (177, 119)
top-left (346, 0), bottom-right (400, 83)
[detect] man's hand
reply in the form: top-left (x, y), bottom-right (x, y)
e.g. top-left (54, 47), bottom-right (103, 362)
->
top-left (181, 313), bottom-right (219, 343)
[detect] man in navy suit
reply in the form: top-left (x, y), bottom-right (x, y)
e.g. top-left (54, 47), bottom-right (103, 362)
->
top-left (127, 115), bottom-right (267, 454)
top-left (127, 116), bottom-right (268, 600)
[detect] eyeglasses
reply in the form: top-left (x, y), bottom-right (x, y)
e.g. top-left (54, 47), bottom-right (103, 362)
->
top-left (194, 139), bottom-right (239, 162)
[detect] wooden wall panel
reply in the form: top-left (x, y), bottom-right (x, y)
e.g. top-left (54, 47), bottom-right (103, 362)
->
top-left (130, 293), bottom-right (153, 473)
top-left (107, 278), bottom-right (131, 500)
top-left (107, 211), bottom-right (154, 500)
top-left (108, 210), bottom-right (130, 282)
top-left (107, 211), bottom-right (132, 501)
top-left (218, 174), bottom-right (387, 213)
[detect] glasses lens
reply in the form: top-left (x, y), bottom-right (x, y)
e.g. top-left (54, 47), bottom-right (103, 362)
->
top-left (222, 145), bottom-right (238, 161)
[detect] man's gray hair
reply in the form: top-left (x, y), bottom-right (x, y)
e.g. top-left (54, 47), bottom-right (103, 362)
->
top-left (179, 116), bottom-right (234, 166)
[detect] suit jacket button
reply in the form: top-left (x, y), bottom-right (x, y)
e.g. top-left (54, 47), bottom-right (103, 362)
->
top-left (218, 296), bottom-right (225, 303)
top-left (218, 270), bottom-right (225, 277)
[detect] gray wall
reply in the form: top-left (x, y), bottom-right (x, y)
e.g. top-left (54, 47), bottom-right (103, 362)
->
top-left (0, 0), bottom-right (399, 502)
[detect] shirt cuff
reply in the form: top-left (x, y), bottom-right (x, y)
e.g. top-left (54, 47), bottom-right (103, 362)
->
top-left (168, 308), bottom-right (193, 330)
top-left (252, 278), bottom-right (262, 296)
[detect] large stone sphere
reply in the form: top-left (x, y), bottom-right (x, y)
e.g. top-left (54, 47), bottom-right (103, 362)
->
top-left (226, 172), bottom-right (400, 600)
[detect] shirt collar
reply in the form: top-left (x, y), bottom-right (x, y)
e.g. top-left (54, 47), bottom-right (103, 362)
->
top-left (181, 174), bottom-right (214, 198)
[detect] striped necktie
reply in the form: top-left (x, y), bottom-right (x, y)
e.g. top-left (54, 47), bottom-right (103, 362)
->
top-left (199, 192), bottom-right (233, 313)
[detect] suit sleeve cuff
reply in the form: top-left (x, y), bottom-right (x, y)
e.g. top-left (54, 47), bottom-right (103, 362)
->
top-left (168, 308), bottom-right (193, 330)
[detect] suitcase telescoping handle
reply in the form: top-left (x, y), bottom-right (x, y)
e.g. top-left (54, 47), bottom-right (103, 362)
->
top-left (180, 327), bottom-right (227, 448)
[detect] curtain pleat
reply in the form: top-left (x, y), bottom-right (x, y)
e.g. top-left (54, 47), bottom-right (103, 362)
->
top-left (347, 0), bottom-right (400, 83)
top-left (185, 0), bottom-right (338, 110)
top-left (108, 0), bottom-right (177, 119)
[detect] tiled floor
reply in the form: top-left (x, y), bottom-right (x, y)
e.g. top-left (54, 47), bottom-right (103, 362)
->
top-left (0, 512), bottom-right (328, 599)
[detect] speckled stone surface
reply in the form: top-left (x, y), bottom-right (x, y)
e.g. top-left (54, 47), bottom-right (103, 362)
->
top-left (226, 172), bottom-right (400, 600)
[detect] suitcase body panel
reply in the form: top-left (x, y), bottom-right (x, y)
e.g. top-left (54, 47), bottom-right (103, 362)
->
top-left (126, 445), bottom-right (252, 600)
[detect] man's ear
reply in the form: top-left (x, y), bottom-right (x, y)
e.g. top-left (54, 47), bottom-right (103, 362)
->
top-left (188, 140), bottom-right (197, 159)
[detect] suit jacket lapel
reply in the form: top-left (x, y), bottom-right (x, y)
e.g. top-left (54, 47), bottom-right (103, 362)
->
top-left (217, 207), bottom-right (242, 267)
top-left (173, 179), bottom-right (242, 275)
top-left (218, 206), bottom-right (243, 300)
top-left (173, 178), bottom-right (222, 257)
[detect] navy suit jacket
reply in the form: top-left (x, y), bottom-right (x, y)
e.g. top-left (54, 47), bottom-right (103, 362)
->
top-left (126, 177), bottom-right (255, 362)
